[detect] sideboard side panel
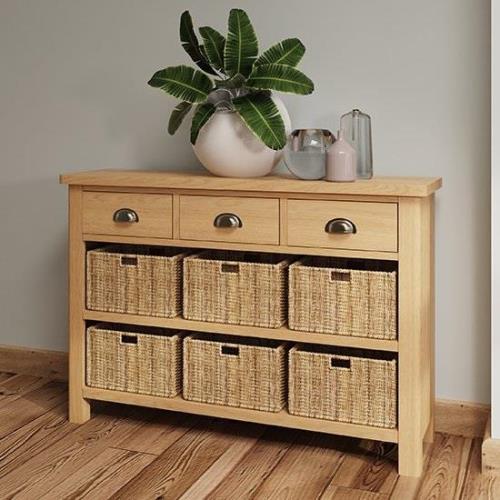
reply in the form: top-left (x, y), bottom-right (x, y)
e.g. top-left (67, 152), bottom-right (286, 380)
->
top-left (398, 196), bottom-right (432, 476)
top-left (68, 185), bottom-right (91, 423)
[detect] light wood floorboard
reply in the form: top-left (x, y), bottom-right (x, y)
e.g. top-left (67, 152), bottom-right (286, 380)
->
top-left (0, 374), bottom-right (48, 407)
top-left (38, 447), bottom-right (156, 500)
top-left (206, 426), bottom-right (301, 499)
top-left (0, 372), bottom-right (493, 500)
top-left (322, 440), bottom-right (399, 495)
top-left (249, 432), bottom-right (348, 499)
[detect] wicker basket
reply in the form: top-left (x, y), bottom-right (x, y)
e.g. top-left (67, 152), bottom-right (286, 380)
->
top-left (183, 334), bottom-right (287, 412)
top-left (289, 345), bottom-right (397, 428)
top-left (87, 245), bottom-right (187, 317)
top-left (183, 251), bottom-right (290, 328)
top-left (86, 323), bottom-right (182, 397)
top-left (289, 257), bottom-right (397, 339)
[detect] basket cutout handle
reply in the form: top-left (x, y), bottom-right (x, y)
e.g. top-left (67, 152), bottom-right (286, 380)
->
top-left (221, 345), bottom-right (239, 356)
top-left (330, 271), bottom-right (351, 282)
top-left (121, 334), bottom-right (138, 345)
top-left (121, 256), bottom-right (138, 266)
top-left (221, 263), bottom-right (239, 273)
top-left (330, 357), bottom-right (351, 369)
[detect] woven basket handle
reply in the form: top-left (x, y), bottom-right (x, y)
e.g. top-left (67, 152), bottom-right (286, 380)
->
top-left (330, 357), bottom-right (351, 369)
top-left (221, 263), bottom-right (239, 273)
top-left (120, 334), bottom-right (138, 345)
top-left (120, 256), bottom-right (138, 266)
top-left (330, 270), bottom-right (351, 282)
top-left (221, 345), bottom-right (239, 356)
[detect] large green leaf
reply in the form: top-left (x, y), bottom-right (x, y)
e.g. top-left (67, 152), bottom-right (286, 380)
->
top-left (224, 9), bottom-right (258, 78)
top-left (180, 11), bottom-right (217, 75)
top-left (232, 93), bottom-right (286, 150)
top-left (190, 102), bottom-right (216, 144)
top-left (199, 26), bottom-right (226, 73)
top-left (214, 73), bottom-right (246, 89)
top-left (247, 63), bottom-right (314, 95)
top-left (168, 101), bottom-right (192, 135)
top-left (148, 65), bottom-right (213, 103)
top-left (254, 38), bottom-right (305, 67)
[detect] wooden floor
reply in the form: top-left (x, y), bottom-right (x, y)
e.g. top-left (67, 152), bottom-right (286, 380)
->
top-left (0, 372), bottom-right (496, 500)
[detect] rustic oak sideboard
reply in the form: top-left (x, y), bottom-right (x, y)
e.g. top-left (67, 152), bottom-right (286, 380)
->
top-left (61, 169), bottom-right (442, 477)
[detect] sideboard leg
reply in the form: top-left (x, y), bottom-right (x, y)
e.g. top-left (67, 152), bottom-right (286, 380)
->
top-left (424, 195), bottom-right (436, 445)
top-left (398, 435), bottom-right (424, 477)
top-left (424, 420), bottom-right (435, 444)
top-left (69, 317), bottom-right (90, 424)
top-left (69, 391), bottom-right (91, 424)
top-left (398, 197), bottom-right (433, 477)
top-left (68, 185), bottom-right (90, 424)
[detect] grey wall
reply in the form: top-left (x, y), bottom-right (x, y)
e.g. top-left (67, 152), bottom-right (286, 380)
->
top-left (0, 0), bottom-right (491, 403)
top-left (492, 0), bottom-right (499, 436)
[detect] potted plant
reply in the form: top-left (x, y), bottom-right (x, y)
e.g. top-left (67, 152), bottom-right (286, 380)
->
top-left (148, 9), bottom-right (314, 177)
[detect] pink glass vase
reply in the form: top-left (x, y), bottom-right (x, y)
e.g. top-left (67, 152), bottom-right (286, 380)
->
top-left (325, 129), bottom-right (357, 182)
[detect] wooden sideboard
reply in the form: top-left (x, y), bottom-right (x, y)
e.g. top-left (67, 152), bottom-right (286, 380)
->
top-left (60, 169), bottom-right (442, 477)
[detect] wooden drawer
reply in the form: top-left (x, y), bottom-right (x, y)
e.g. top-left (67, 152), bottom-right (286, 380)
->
top-left (82, 191), bottom-right (173, 238)
top-left (179, 195), bottom-right (279, 245)
top-left (287, 199), bottom-right (398, 252)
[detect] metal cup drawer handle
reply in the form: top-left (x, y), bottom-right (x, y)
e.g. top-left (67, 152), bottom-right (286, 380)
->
top-left (325, 218), bottom-right (357, 234)
top-left (113, 208), bottom-right (139, 223)
top-left (213, 213), bottom-right (243, 228)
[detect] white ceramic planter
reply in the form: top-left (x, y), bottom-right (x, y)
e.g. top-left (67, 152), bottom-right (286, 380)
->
top-left (193, 96), bottom-right (292, 178)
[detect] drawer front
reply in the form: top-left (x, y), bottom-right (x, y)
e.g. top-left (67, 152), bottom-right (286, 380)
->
top-left (179, 195), bottom-right (280, 245)
top-left (82, 192), bottom-right (173, 238)
top-left (287, 199), bottom-right (398, 252)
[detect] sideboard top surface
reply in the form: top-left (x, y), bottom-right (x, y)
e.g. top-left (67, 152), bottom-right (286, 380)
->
top-left (60, 169), bottom-right (442, 197)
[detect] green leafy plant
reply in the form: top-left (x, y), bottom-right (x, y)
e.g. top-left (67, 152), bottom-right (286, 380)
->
top-left (148, 9), bottom-right (314, 150)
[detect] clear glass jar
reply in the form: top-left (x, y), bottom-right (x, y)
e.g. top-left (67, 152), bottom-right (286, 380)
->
top-left (283, 129), bottom-right (334, 180)
top-left (340, 109), bottom-right (373, 179)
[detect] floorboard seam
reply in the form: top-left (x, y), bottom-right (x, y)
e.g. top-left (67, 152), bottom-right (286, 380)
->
top-left (458, 439), bottom-right (476, 500)
top-left (316, 453), bottom-right (349, 499)
top-left (109, 446), bottom-right (159, 457)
